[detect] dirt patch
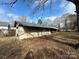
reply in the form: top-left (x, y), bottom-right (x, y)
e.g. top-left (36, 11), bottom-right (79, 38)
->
top-left (0, 35), bottom-right (79, 59)
top-left (23, 47), bottom-right (79, 59)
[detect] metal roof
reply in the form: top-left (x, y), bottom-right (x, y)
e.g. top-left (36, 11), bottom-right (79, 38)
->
top-left (0, 21), bottom-right (9, 26)
top-left (15, 21), bottom-right (58, 29)
top-left (0, 21), bottom-right (15, 27)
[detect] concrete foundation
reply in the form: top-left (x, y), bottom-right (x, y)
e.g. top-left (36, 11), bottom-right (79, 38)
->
top-left (16, 27), bottom-right (51, 40)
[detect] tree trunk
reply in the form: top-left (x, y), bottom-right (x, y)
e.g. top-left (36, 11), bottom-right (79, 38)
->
top-left (76, 4), bottom-right (79, 32)
top-left (65, 19), bottom-right (68, 32)
top-left (58, 23), bottom-right (60, 32)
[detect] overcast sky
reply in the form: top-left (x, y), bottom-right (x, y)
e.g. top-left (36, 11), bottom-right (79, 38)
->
top-left (0, 0), bottom-right (76, 22)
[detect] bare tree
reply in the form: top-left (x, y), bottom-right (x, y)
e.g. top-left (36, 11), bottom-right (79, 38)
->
top-left (19, 16), bottom-right (26, 23)
top-left (67, 0), bottom-right (79, 32)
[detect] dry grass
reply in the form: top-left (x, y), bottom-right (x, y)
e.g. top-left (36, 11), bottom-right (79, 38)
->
top-left (54, 32), bottom-right (79, 40)
top-left (0, 34), bottom-right (79, 59)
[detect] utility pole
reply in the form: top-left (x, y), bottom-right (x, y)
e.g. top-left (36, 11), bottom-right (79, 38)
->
top-left (67, 0), bottom-right (79, 32)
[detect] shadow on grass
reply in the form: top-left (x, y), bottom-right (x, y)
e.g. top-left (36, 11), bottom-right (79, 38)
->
top-left (24, 51), bottom-right (34, 59)
top-left (40, 35), bottom-right (79, 49)
top-left (52, 38), bottom-right (79, 49)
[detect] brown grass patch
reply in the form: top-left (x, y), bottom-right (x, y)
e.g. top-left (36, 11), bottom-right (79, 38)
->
top-left (0, 36), bottom-right (79, 59)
